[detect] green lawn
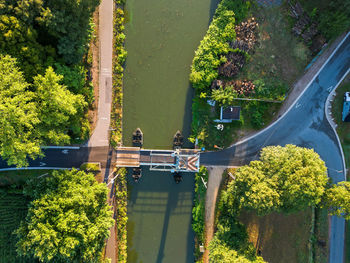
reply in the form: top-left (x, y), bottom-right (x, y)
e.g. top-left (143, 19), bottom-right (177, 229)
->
top-left (331, 77), bottom-right (350, 263)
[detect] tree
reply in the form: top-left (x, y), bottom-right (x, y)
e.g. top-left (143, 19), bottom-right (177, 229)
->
top-left (259, 145), bottom-right (328, 212)
top-left (209, 238), bottom-right (266, 263)
top-left (323, 181), bottom-right (350, 220)
top-left (40, 0), bottom-right (100, 64)
top-left (227, 161), bottom-right (280, 215)
top-left (33, 67), bottom-right (87, 145)
top-left (223, 145), bottom-right (328, 215)
top-left (16, 169), bottom-right (114, 263)
top-left (0, 55), bottom-right (41, 167)
top-left (211, 86), bottom-right (238, 105)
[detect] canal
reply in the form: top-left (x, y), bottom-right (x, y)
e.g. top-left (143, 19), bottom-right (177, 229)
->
top-left (123, 0), bottom-right (219, 262)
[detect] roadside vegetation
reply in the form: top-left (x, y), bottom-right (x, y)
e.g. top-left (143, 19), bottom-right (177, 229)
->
top-left (189, 1), bottom-right (311, 149)
top-left (297, 0), bottom-right (350, 41)
top-left (0, 0), bottom-right (100, 167)
top-left (115, 168), bottom-right (128, 263)
top-left (192, 166), bottom-right (208, 262)
top-left (209, 145), bottom-right (350, 262)
top-left (331, 78), bottom-right (350, 263)
top-left (111, 0), bottom-right (127, 147)
top-left (15, 169), bottom-right (113, 263)
top-left (0, 170), bottom-right (51, 262)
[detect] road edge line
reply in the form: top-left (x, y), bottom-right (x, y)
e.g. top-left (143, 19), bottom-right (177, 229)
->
top-left (325, 68), bottom-right (350, 181)
top-left (227, 31), bottom-right (350, 149)
top-left (0, 167), bottom-right (72, 172)
top-left (41, 146), bottom-right (80, 149)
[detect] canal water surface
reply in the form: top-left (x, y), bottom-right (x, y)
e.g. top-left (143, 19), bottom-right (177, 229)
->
top-left (123, 0), bottom-right (219, 262)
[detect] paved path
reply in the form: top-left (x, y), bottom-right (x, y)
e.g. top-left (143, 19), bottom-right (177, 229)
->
top-left (203, 167), bottom-right (224, 263)
top-left (87, 0), bottom-right (113, 147)
top-left (201, 31), bottom-right (350, 263)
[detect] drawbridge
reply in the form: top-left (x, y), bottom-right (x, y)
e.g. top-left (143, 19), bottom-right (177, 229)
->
top-left (116, 147), bottom-right (200, 172)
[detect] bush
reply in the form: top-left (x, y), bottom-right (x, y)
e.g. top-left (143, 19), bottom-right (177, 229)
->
top-left (190, 0), bottom-right (251, 91)
top-left (192, 166), bottom-right (208, 260)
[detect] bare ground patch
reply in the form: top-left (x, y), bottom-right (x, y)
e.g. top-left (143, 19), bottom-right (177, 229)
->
top-left (239, 209), bottom-right (311, 263)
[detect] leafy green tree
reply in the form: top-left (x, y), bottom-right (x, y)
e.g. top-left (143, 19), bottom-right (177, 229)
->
top-left (0, 55), bottom-right (41, 167)
top-left (227, 161), bottom-right (280, 215)
top-left (16, 169), bottom-right (114, 263)
top-left (0, 14), bottom-right (46, 79)
top-left (211, 86), bottom-right (238, 105)
top-left (323, 181), bottom-right (350, 220)
top-left (223, 145), bottom-right (328, 215)
top-left (40, 0), bottom-right (100, 64)
top-left (33, 67), bottom-right (87, 145)
top-left (259, 145), bottom-right (328, 212)
top-left (209, 238), bottom-right (266, 263)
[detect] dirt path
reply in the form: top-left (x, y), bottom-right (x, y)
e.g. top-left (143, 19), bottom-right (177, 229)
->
top-left (203, 167), bottom-right (225, 263)
top-left (87, 0), bottom-right (113, 147)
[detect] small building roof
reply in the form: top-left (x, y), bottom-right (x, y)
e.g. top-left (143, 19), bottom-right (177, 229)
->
top-left (221, 106), bottom-right (241, 121)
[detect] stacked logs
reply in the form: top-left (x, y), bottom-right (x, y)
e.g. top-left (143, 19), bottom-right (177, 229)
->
top-left (210, 79), bottom-right (255, 96)
top-left (229, 80), bottom-right (255, 96)
top-left (289, 1), bottom-right (326, 53)
top-left (233, 17), bottom-right (259, 51)
top-left (218, 52), bottom-right (246, 78)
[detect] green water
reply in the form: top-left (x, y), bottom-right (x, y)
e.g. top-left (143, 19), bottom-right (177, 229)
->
top-left (123, 0), bottom-right (219, 262)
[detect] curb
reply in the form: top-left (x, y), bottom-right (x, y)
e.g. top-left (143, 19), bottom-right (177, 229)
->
top-left (324, 68), bottom-right (350, 181)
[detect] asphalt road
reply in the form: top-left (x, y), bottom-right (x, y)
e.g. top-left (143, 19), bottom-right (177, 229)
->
top-left (201, 32), bottom-right (350, 263)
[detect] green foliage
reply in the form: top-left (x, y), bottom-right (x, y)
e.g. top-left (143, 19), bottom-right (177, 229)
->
top-left (0, 55), bottom-right (92, 166)
top-left (323, 181), bottom-right (350, 220)
top-left (115, 168), bottom-right (127, 263)
top-left (80, 162), bottom-right (101, 172)
top-left (211, 86), bottom-right (238, 105)
top-left (111, 4), bottom-right (127, 146)
top-left (16, 169), bottom-right (114, 263)
top-left (0, 190), bottom-right (33, 263)
top-left (225, 145), bottom-right (328, 214)
top-left (299, 0), bottom-right (350, 40)
top-left (209, 237), bottom-right (266, 263)
top-left (40, 0), bottom-right (100, 64)
top-left (34, 67), bottom-right (87, 145)
top-left (259, 145), bottom-right (328, 212)
top-left (192, 167), bottom-right (208, 245)
top-left (190, 0), bottom-right (250, 91)
top-left (0, 55), bottom-right (41, 167)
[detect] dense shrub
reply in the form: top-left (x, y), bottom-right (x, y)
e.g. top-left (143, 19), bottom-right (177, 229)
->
top-left (115, 168), bottom-right (128, 263)
top-left (111, 2), bottom-right (127, 146)
top-left (192, 166), bottom-right (208, 261)
top-left (190, 0), bottom-right (251, 91)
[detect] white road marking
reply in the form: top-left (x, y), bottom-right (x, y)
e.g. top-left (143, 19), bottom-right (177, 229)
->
top-left (62, 150), bottom-right (69, 154)
top-left (39, 162), bottom-right (46, 167)
top-left (295, 103), bottom-right (301, 109)
top-left (327, 86), bottom-right (334, 92)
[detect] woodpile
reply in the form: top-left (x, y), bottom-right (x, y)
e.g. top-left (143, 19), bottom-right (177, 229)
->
top-left (289, 1), bottom-right (326, 53)
top-left (233, 17), bottom-right (259, 51)
top-left (228, 80), bottom-right (255, 96)
top-left (292, 13), bottom-right (311, 36)
top-left (210, 79), bottom-right (224, 90)
top-left (210, 79), bottom-right (255, 96)
top-left (218, 52), bottom-right (245, 78)
top-left (289, 1), bottom-right (303, 18)
top-left (230, 40), bottom-right (249, 52)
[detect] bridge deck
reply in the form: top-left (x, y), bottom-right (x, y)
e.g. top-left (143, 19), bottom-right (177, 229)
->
top-left (115, 147), bottom-right (200, 172)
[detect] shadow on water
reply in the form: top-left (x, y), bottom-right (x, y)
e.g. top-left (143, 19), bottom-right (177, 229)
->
top-left (209, 0), bottom-right (220, 22)
top-left (181, 84), bottom-right (194, 149)
top-left (127, 167), bottom-right (195, 263)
